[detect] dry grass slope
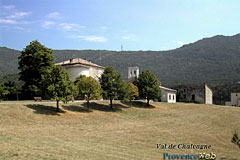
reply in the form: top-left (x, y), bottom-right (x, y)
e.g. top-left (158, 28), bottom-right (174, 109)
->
top-left (0, 101), bottom-right (239, 160)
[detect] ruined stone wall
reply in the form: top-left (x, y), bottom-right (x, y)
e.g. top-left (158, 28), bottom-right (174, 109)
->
top-left (184, 87), bottom-right (205, 103)
top-left (175, 84), bottom-right (205, 103)
top-left (205, 85), bottom-right (213, 104)
top-left (175, 84), bottom-right (213, 104)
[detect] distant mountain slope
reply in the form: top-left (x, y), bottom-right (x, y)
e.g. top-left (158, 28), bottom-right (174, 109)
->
top-left (0, 47), bottom-right (20, 76)
top-left (1, 34), bottom-right (240, 86)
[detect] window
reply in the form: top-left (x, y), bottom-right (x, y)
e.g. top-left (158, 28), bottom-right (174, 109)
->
top-left (173, 95), bottom-right (174, 100)
top-left (236, 94), bottom-right (238, 96)
top-left (192, 94), bottom-right (195, 101)
top-left (134, 70), bottom-right (136, 76)
top-left (169, 95), bottom-right (171, 100)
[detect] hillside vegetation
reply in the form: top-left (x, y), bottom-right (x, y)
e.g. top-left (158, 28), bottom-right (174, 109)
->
top-left (0, 47), bottom-right (19, 76)
top-left (0, 101), bottom-right (239, 159)
top-left (1, 34), bottom-right (240, 86)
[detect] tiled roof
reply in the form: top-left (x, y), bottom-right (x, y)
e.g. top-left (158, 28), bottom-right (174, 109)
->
top-left (55, 58), bottom-right (105, 69)
top-left (160, 86), bottom-right (177, 92)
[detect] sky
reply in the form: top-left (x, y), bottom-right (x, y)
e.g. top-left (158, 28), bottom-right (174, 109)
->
top-left (0, 0), bottom-right (240, 51)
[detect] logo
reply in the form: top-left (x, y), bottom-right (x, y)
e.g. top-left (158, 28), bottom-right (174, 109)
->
top-left (163, 152), bottom-right (216, 160)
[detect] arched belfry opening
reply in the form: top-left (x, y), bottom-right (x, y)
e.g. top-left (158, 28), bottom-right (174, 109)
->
top-left (128, 66), bottom-right (139, 79)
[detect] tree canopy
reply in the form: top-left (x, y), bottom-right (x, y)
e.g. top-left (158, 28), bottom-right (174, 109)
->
top-left (0, 85), bottom-right (9, 100)
top-left (128, 83), bottom-right (139, 104)
top-left (18, 40), bottom-right (54, 97)
top-left (99, 66), bottom-right (127, 109)
top-left (135, 70), bottom-right (161, 106)
top-left (42, 65), bottom-right (75, 111)
top-left (74, 75), bottom-right (87, 85)
top-left (76, 76), bottom-right (101, 108)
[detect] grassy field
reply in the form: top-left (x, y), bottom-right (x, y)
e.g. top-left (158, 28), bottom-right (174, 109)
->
top-left (0, 101), bottom-right (239, 160)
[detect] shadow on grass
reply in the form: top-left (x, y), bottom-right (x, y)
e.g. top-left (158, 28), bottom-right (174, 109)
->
top-left (82, 102), bottom-right (126, 112)
top-left (62, 102), bottom-right (124, 112)
top-left (121, 101), bottom-right (155, 109)
top-left (62, 105), bottom-right (93, 113)
top-left (25, 104), bottom-right (65, 116)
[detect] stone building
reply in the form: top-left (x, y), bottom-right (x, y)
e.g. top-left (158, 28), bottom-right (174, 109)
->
top-left (160, 86), bottom-right (177, 103)
top-left (225, 93), bottom-right (240, 106)
top-left (174, 84), bottom-right (213, 104)
top-left (128, 66), bottom-right (139, 79)
top-left (55, 58), bottom-right (105, 81)
top-left (126, 66), bottom-right (139, 83)
top-left (127, 66), bottom-right (176, 103)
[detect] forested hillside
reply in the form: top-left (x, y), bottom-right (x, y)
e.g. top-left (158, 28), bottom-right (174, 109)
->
top-left (0, 47), bottom-right (20, 76)
top-left (1, 34), bottom-right (240, 86)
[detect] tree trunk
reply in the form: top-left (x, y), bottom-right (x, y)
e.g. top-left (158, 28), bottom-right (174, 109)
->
top-left (110, 99), bottom-right (113, 109)
top-left (56, 100), bottom-right (59, 112)
top-left (147, 98), bottom-right (150, 106)
top-left (130, 99), bottom-right (132, 107)
top-left (87, 96), bottom-right (90, 109)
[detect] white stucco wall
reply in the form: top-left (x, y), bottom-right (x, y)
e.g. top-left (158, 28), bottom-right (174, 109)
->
top-left (205, 85), bottom-right (213, 104)
top-left (161, 89), bottom-right (176, 103)
top-left (161, 89), bottom-right (167, 102)
top-left (226, 93), bottom-right (240, 106)
top-left (64, 66), bottom-right (90, 81)
top-left (89, 67), bottom-right (104, 80)
top-left (231, 93), bottom-right (240, 106)
top-left (63, 65), bottom-right (104, 81)
top-left (98, 69), bottom-right (104, 78)
top-left (128, 67), bottom-right (139, 79)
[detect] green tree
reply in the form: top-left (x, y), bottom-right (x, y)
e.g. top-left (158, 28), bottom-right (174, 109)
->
top-left (232, 130), bottom-right (240, 147)
top-left (128, 83), bottom-right (139, 106)
top-left (99, 66), bottom-right (127, 109)
top-left (18, 40), bottom-right (54, 97)
top-left (74, 75), bottom-right (87, 85)
top-left (4, 81), bottom-right (21, 101)
top-left (0, 85), bottom-right (9, 100)
top-left (76, 76), bottom-right (101, 108)
top-left (135, 70), bottom-right (161, 106)
top-left (176, 89), bottom-right (185, 102)
top-left (42, 65), bottom-right (75, 112)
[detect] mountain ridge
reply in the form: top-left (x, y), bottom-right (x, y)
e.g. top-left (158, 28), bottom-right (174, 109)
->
top-left (1, 33), bottom-right (240, 86)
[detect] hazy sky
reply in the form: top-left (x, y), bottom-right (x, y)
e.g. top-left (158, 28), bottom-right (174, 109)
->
top-left (0, 0), bottom-right (240, 51)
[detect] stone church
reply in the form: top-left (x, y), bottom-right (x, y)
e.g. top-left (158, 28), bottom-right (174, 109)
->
top-left (55, 58), bottom-right (105, 81)
top-left (174, 84), bottom-right (213, 104)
